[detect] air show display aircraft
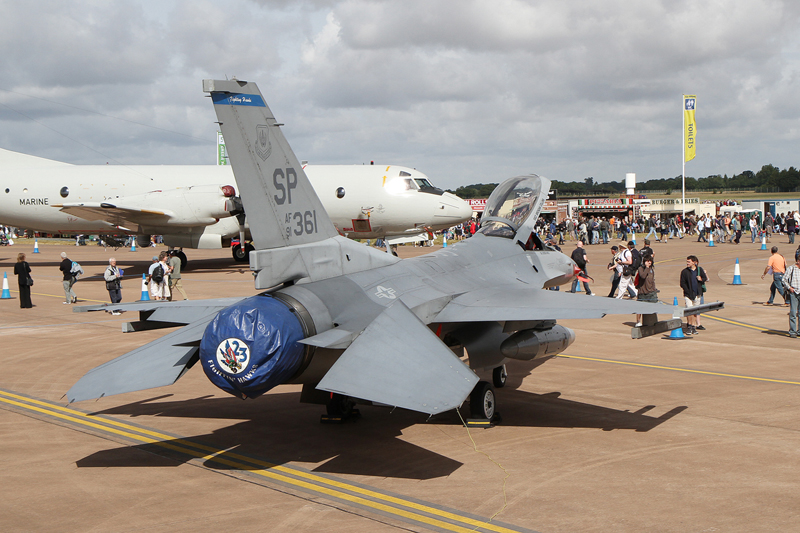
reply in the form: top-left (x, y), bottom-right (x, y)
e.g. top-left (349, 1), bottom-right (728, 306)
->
top-left (67, 79), bottom-right (722, 421)
top-left (0, 148), bottom-right (472, 264)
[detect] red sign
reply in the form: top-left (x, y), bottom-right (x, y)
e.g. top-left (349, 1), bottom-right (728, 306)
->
top-left (468, 199), bottom-right (487, 212)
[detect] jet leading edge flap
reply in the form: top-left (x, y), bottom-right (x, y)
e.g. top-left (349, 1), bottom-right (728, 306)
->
top-left (434, 287), bottom-right (676, 323)
top-left (316, 300), bottom-right (479, 415)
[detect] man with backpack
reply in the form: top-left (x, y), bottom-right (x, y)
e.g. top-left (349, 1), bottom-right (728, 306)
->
top-left (58, 251), bottom-right (80, 304)
top-left (615, 241), bottom-right (640, 299)
top-left (147, 253), bottom-right (169, 300)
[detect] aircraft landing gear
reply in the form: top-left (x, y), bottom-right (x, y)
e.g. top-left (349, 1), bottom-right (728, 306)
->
top-left (175, 250), bottom-right (187, 270)
top-left (492, 364), bottom-right (507, 388)
top-left (232, 242), bottom-right (254, 262)
top-left (468, 381), bottom-right (498, 423)
top-left (321, 393), bottom-right (360, 423)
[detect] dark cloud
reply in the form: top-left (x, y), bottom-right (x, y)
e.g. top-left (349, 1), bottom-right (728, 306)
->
top-left (0, 0), bottom-right (799, 189)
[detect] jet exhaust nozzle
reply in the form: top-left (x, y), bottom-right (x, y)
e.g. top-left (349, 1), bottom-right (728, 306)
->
top-left (500, 325), bottom-right (575, 360)
top-left (199, 295), bottom-right (306, 399)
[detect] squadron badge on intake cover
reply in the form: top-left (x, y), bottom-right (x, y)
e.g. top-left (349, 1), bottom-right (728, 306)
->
top-left (216, 338), bottom-right (250, 374)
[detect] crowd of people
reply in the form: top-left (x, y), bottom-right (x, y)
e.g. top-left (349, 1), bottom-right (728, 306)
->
top-left (13, 249), bottom-right (188, 311)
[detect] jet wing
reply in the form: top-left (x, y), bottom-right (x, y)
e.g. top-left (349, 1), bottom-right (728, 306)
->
top-left (53, 202), bottom-right (175, 229)
top-left (316, 300), bottom-right (478, 415)
top-left (433, 287), bottom-right (678, 323)
top-left (67, 298), bottom-right (246, 402)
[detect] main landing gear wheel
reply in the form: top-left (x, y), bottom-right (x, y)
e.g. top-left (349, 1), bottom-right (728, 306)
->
top-left (492, 364), bottom-right (507, 388)
top-left (176, 250), bottom-right (187, 270)
top-left (323, 393), bottom-right (359, 423)
top-left (470, 381), bottom-right (496, 420)
top-left (232, 242), bottom-right (254, 262)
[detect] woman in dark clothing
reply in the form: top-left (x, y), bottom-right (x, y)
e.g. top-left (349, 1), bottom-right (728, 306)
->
top-left (13, 252), bottom-right (32, 308)
top-left (634, 255), bottom-right (657, 326)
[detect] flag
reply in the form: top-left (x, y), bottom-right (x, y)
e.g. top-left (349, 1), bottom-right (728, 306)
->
top-left (684, 95), bottom-right (696, 162)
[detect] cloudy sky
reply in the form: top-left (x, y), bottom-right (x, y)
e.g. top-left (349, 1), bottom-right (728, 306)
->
top-left (1, 0), bottom-right (799, 190)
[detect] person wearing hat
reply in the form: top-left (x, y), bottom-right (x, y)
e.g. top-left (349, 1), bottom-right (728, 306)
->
top-left (59, 251), bottom-right (77, 304)
top-left (167, 250), bottom-right (188, 301)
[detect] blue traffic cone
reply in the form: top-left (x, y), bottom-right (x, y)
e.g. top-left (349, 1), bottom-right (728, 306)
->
top-left (708, 231), bottom-right (715, 247)
top-left (760, 233), bottom-right (767, 250)
top-left (131, 239), bottom-right (136, 252)
top-left (732, 258), bottom-right (743, 285)
top-left (33, 239), bottom-right (40, 253)
top-left (442, 233), bottom-right (447, 247)
top-left (630, 231), bottom-right (636, 245)
top-left (140, 273), bottom-right (150, 301)
top-left (668, 296), bottom-right (686, 339)
top-left (1, 272), bottom-right (11, 299)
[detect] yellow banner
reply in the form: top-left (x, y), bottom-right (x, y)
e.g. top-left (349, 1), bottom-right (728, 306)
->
top-left (684, 95), bottom-right (696, 162)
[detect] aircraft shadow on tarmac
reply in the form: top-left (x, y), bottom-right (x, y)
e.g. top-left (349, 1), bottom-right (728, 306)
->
top-left (76, 379), bottom-right (687, 479)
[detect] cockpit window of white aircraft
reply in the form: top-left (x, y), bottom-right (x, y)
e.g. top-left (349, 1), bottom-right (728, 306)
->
top-left (414, 178), bottom-right (434, 189)
top-left (477, 177), bottom-right (539, 238)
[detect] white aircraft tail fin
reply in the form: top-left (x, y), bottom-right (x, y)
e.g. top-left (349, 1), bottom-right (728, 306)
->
top-left (203, 79), bottom-right (339, 250)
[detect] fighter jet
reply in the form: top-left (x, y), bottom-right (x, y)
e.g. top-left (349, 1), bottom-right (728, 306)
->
top-left (67, 79), bottom-right (721, 420)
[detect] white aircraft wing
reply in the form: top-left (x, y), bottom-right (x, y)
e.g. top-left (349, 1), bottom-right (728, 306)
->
top-left (54, 202), bottom-right (175, 229)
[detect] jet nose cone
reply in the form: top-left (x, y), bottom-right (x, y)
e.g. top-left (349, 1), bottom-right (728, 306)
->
top-left (440, 192), bottom-right (473, 222)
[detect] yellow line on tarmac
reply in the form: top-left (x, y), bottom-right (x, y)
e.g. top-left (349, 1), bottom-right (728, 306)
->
top-left (8, 288), bottom-right (108, 303)
top-left (0, 390), bottom-right (523, 533)
top-left (557, 354), bottom-right (800, 386)
top-left (699, 313), bottom-right (781, 333)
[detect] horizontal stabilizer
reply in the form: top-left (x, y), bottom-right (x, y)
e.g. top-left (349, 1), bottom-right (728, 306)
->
top-left (316, 300), bottom-right (478, 415)
top-left (67, 315), bottom-right (217, 402)
top-left (74, 297), bottom-right (246, 325)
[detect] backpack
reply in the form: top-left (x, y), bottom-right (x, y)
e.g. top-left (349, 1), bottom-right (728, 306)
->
top-left (151, 264), bottom-right (164, 284)
top-left (630, 248), bottom-right (642, 271)
top-left (70, 261), bottom-right (84, 279)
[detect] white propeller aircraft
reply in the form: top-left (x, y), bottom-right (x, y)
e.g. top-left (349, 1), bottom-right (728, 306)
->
top-left (0, 148), bottom-right (472, 262)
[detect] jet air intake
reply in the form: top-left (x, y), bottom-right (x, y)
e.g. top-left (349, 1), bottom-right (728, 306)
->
top-left (199, 294), bottom-right (308, 399)
top-left (500, 325), bottom-right (575, 360)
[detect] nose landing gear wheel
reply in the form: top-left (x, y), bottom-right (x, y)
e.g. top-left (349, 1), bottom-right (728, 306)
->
top-left (492, 364), bottom-right (507, 388)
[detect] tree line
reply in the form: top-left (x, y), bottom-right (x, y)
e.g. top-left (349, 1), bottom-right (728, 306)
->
top-left (448, 164), bottom-right (800, 198)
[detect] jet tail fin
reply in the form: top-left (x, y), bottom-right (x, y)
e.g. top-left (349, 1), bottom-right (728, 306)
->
top-left (203, 79), bottom-right (339, 250)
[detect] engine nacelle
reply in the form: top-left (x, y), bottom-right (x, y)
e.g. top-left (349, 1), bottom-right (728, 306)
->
top-left (500, 325), bottom-right (575, 360)
top-left (199, 294), bottom-right (309, 399)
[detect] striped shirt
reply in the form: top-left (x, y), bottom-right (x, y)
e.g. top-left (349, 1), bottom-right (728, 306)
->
top-left (783, 265), bottom-right (800, 293)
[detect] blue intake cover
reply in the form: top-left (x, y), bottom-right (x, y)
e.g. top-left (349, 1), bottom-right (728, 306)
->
top-left (199, 294), bottom-right (305, 399)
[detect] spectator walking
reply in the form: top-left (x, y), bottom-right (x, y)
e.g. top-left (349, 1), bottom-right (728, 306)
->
top-left (762, 246), bottom-right (787, 305)
top-left (569, 241), bottom-right (593, 295)
top-left (167, 250), bottom-right (189, 301)
top-left (14, 252), bottom-right (32, 308)
top-left (59, 251), bottom-right (77, 304)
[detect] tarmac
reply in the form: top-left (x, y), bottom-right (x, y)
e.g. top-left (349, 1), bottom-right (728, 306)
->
top-left (1, 234), bottom-right (799, 532)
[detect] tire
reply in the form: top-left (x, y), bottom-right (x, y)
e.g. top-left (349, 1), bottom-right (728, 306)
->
top-left (492, 364), bottom-right (507, 388)
top-left (326, 394), bottom-right (355, 418)
top-left (470, 381), bottom-right (496, 420)
top-left (176, 251), bottom-right (187, 270)
top-left (232, 244), bottom-right (248, 262)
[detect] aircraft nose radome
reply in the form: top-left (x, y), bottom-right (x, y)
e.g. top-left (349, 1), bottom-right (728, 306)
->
top-left (440, 192), bottom-right (474, 221)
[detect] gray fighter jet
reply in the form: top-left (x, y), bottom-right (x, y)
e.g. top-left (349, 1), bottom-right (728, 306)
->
top-left (68, 79), bottom-right (721, 420)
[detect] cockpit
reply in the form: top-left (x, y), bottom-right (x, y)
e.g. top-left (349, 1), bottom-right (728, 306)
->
top-left (477, 175), bottom-right (546, 240)
top-left (388, 170), bottom-right (445, 196)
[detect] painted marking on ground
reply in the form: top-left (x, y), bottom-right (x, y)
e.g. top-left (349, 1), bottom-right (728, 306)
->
top-left (0, 389), bottom-right (532, 533)
top-left (557, 354), bottom-right (800, 386)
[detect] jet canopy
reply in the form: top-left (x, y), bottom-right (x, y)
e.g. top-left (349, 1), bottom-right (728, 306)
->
top-left (477, 175), bottom-right (548, 239)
